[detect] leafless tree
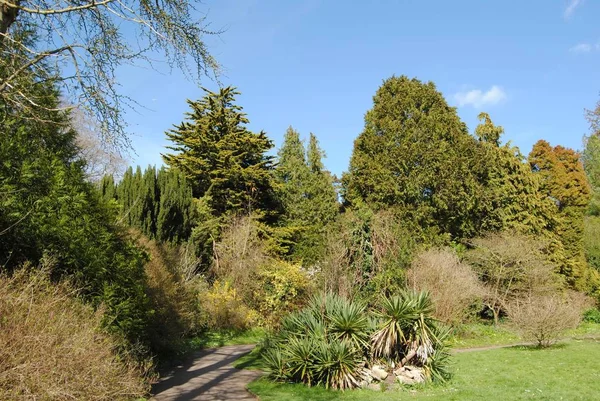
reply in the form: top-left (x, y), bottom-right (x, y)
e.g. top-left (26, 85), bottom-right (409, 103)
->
top-left (71, 107), bottom-right (127, 181)
top-left (0, 0), bottom-right (221, 148)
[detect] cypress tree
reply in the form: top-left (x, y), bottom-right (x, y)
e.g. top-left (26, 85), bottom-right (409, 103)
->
top-left (474, 113), bottom-right (556, 235)
top-left (162, 86), bottom-right (277, 218)
top-left (276, 127), bottom-right (311, 223)
top-left (275, 129), bottom-right (338, 263)
top-left (305, 133), bottom-right (338, 226)
top-left (343, 75), bottom-right (483, 239)
top-left (529, 140), bottom-right (592, 288)
top-left (156, 167), bottom-right (194, 243)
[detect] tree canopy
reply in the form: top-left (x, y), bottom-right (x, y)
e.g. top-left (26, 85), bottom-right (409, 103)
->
top-left (163, 86), bottom-right (278, 218)
top-left (343, 75), bottom-right (485, 239)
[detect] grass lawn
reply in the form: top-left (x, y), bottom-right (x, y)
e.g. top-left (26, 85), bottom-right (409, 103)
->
top-left (186, 327), bottom-right (266, 349)
top-left (248, 338), bottom-right (600, 401)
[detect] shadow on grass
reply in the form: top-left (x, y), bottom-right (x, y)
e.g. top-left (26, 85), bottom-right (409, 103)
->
top-left (508, 342), bottom-right (568, 351)
top-left (187, 327), bottom-right (266, 350)
top-left (233, 347), bottom-right (265, 370)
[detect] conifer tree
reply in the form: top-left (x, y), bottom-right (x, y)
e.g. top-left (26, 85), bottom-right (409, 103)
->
top-left (343, 75), bottom-right (484, 239)
top-left (0, 58), bottom-right (150, 346)
top-left (163, 86), bottom-right (277, 218)
top-left (583, 135), bottom-right (600, 215)
top-left (276, 127), bottom-right (311, 223)
top-left (306, 133), bottom-right (338, 226)
top-left (275, 129), bottom-right (338, 263)
top-left (100, 174), bottom-right (117, 202)
top-left (156, 167), bottom-right (195, 243)
top-left (529, 140), bottom-right (592, 287)
top-left (474, 113), bottom-right (556, 235)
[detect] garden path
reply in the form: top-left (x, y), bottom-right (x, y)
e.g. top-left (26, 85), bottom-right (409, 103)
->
top-left (151, 344), bottom-right (261, 401)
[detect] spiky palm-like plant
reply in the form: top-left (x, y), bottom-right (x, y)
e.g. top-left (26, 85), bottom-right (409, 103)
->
top-left (422, 325), bottom-right (452, 383)
top-left (287, 337), bottom-right (317, 385)
top-left (328, 299), bottom-right (370, 351)
top-left (263, 348), bottom-right (288, 381)
top-left (404, 291), bottom-right (438, 364)
top-left (313, 340), bottom-right (363, 390)
top-left (371, 295), bottom-right (414, 359)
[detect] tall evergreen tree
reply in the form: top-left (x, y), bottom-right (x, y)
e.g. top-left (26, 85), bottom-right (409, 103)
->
top-left (305, 133), bottom-right (339, 226)
top-left (156, 167), bottom-right (195, 243)
top-left (474, 113), bottom-right (556, 235)
top-left (583, 134), bottom-right (600, 215)
top-left (0, 53), bottom-right (150, 347)
top-left (163, 86), bottom-right (277, 218)
top-left (529, 140), bottom-right (593, 288)
top-left (343, 75), bottom-right (484, 239)
top-left (275, 127), bottom-right (311, 223)
top-left (275, 129), bottom-right (338, 263)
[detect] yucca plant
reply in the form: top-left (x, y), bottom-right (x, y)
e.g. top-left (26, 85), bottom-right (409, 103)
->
top-left (403, 291), bottom-right (439, 364)
top-left (263, 290), bottom-right (452, 390)
top-left (328, 299), bottom-right (370, 352)
top-left (422, 325), bottom-right (453, 382)
top-left (263, 348), bottom-right (288, 381)
top-left (286, 337), bottom-right (317, 385)
top-left (278, 309), bottom-right (326, 342)
top-left (371, 295), bottom-right (414, 359)
top-left (313, 340), bottom-right (363, 390)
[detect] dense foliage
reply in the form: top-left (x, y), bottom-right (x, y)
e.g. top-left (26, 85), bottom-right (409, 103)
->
top-left (0, 69), bottom-right (151, 350)
top-left (4, 63), bottom-right (600, 397)
top-left (101, 166), bottom-right (195, 243)
top-left (275, 127), bottom-right (339, 263)
top-left (262, 292), bottom-right (451, 390)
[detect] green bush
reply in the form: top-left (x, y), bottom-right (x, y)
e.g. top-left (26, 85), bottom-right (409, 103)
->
top-left (262, 292), bottom-right (451, 391)
top-left (583, 308), bottom-right (600, 323)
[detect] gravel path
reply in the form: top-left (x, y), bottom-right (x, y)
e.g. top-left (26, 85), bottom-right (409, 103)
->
top-left (151, 344), bottom-right (262, 401)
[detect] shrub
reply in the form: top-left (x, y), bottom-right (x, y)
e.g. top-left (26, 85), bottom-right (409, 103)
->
top-left (198, 280), bottom-right (259, 330)
top-left (212, 215), bottom-right (269, 299)
top-left (507, 292), bottom-right (588, 347)
top-left (583, 308), bottom-right (600, 323)
top-left (138, 236), bottom-right (203, 357)
top-left (263, 291), bottom-right (451, 391)
top-left (464, 232), bottom-right (564, 325)
top-left (0, 267), bottom-right (148, 400)
top-left (407, 248), bottom-right (484, 325)
top-left (253, 260), bottom-right (313, 325)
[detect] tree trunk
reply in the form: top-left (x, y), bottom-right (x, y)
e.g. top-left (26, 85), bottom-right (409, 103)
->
top-left (0, 1), bottom-right (19, 37)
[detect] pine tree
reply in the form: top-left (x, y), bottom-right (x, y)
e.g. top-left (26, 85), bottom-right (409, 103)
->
top-left (162, 86), bottom-right (277, 218)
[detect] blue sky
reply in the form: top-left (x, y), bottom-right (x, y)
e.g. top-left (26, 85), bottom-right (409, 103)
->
top-left (123, 0), bottom-right (600, 177)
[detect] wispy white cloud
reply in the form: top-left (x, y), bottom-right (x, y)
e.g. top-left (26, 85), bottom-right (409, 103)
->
top-left (570, 43), bottom-right (593, 53)
top-left (564, 0), bottom-right (584, 19)
top-left (454, 86), bottom-right (507, 109)
top-left (569, 42), bottom-right (600, 53)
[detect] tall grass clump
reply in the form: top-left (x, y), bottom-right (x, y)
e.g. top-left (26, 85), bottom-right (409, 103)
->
top-left (0, 266), bottom-right (149, 400)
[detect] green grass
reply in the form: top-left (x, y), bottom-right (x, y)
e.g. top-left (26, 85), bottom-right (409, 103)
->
top-left (248, 338), bottom-right (600, 400)
top-left (449, 322), bottom-right (521, 348)
top-left (187, 327), bottom-right (266, 349)
top-left (232, 345), bottom-right (265, 370)
top-left (449, 321), bottom-right (600, 349)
